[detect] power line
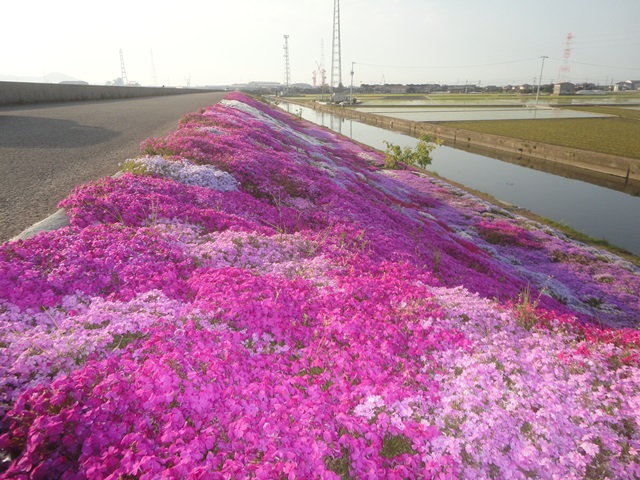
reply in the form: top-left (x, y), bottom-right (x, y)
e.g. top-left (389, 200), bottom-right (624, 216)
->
top-left (547, 57), bottom-right (640, 71)
top-left (356, 57), bottom-right (540, 70)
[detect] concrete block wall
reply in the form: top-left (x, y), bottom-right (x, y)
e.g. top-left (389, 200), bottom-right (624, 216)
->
top-left (0, 81), bottom-right (214, 106)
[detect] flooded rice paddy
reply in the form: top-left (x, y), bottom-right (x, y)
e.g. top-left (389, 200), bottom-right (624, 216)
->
top-left (352, 106), bottom-right (604, 122)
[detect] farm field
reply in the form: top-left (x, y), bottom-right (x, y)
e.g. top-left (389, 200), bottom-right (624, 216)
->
top-left (444, 116), bottom-right (640, 160)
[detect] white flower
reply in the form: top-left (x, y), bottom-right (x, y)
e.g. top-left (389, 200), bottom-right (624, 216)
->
top-left (580, 441), bottom-right (599, 457)
top-left (124, 156), bottom-right (238, 191)
top-left (354, 395), bottom-right (385, 420)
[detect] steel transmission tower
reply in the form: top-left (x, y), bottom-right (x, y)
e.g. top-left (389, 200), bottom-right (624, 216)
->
top-left (119, 49), bottom-right (128, 86)
top-left (283, 35), bottom-right (291, 91)
top-left (558, 33), bottom-right (573, 83)
top-left (320, 39), bottom-right (327, 86)
top-left (331, 0), bottom-right (342, 90)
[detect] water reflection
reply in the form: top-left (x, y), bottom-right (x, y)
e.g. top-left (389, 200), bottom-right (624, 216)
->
top-left (279, 102), bottom-right (640, 256)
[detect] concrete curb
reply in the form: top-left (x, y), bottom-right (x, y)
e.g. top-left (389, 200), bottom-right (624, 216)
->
top-left (11, 209), bottom-right (71, 241)
top-left (9, 171), bottom-right (125, 242)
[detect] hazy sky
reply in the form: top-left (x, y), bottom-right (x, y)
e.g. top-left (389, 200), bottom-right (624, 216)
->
top-left (3, 0), bottom-right (639, 87)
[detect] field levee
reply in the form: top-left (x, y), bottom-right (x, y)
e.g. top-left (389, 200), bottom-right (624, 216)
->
top-left (0, 81), bottom-right (219, 106)
top-left (292, 100), bottom-right (640, 184)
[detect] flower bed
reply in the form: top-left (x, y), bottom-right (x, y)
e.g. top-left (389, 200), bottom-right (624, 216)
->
top-left (1, 92), bottom-right (639, 479)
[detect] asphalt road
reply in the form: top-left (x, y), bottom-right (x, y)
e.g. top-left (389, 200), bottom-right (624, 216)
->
top-left (0, 92), bottom-right (227, 242)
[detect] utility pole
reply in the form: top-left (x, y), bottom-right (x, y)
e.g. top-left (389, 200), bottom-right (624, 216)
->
top-left (350, 62), bottom-right (355, 103)
top-left (535, 56), bottom-right (548, 106)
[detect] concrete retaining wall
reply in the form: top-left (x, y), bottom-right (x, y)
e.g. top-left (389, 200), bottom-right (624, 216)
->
top-left (302, 101), bottom-right (640, 183)
top-left (0, 81), bottom-right (217, 106)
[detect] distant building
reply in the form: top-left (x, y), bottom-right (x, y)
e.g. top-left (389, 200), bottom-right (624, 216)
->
top-left (614, 80), bottom-right (640, 91)
top-left (553, 82), bottom-right (575, 95)
top-left (247, 81), bottom-right (282, 89)
top-left (331, 92), bottom-right (348, 103)
top-left (576, 89), bottom-right (606, 95)
top-left (448, 85), bottom-right (477, 94)
top-left (388, 84), bottom-right (407, 94)
top-left (238, 81), bottom-right (283, 95)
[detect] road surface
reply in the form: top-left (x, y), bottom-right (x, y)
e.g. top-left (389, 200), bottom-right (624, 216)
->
top-left (0, 92), bottom-right (227, 242)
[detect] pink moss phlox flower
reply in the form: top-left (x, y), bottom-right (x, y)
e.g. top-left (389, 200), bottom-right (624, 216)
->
top-left (0, 290), bottom-right (192, 417)
top-left (1, 259), bottom-right (467, 478)
top-left (59, 173), bottom-right (319, 235)
top-left (1, 91), bottom-right (640, 478)
top-left (0, 224), bottom-right (193, 310)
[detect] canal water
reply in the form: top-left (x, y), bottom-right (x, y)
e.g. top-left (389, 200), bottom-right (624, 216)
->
top-left (278, 102), bottom-right (640, 257)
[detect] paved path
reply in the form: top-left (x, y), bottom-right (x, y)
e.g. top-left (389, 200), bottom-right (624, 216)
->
top-left (0, 92), bottom-right (226, 242)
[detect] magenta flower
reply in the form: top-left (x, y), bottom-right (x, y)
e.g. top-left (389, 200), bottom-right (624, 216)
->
top-left (1, 92), bottom-right (639, 479)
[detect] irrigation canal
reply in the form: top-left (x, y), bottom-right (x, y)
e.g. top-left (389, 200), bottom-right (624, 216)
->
top-left (278, 101), bottom-right (640, 257)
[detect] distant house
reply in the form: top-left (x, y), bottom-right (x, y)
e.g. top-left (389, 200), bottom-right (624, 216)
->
top-left (553, 82), bottom-right (575, 95)
top-left (614, 80), bottom-right (640, 91)
top-left (389, 84), bottom-right (407, 94)
top-left (330, 92), bottom-right (348, 103)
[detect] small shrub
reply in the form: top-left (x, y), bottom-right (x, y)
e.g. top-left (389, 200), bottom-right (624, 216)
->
top-left (514, 284), bottom-right (543, 330)
top-left (383, 134), bottom-right (442, 169)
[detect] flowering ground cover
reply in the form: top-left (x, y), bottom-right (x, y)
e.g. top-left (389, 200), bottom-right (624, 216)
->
top-left (1, 92), bottom-right (639, 479)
